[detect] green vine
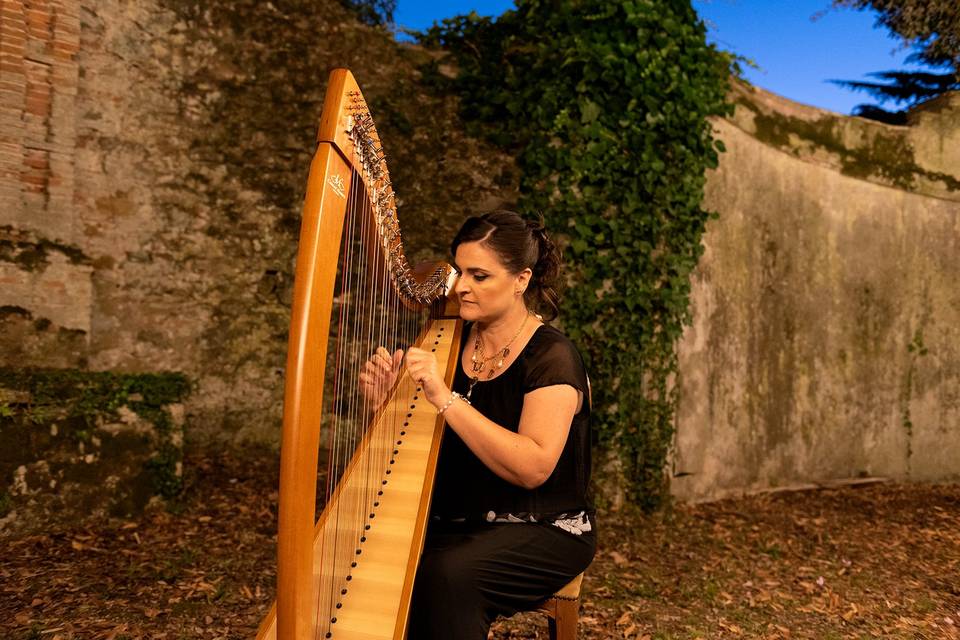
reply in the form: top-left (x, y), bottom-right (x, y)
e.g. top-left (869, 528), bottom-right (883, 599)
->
top-left (421, 0), bottom-right (733, 508)
top-left (0, 368), bottom-right (191, 497)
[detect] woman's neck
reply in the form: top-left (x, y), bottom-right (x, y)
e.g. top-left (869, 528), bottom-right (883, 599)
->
top-left (477, 303), bottom-right (533, 348)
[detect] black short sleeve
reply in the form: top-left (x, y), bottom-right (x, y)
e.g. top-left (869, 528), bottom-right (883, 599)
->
top-left (522, 328), bottom-right (590, 403)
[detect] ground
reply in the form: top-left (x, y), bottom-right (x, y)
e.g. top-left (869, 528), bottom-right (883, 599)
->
top-left (1, 448), bottom-right (958, 639)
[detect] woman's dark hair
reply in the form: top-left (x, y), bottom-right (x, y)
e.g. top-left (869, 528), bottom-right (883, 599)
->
top-left (450, 210), bottom-right (563, 320)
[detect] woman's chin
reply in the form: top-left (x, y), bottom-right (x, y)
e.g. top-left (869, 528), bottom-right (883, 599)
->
top-left (458, 303), bottom-right (479, 321)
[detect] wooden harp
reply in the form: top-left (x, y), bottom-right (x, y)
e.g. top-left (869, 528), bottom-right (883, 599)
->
top-left (255, 69), bottom-right (462, 640)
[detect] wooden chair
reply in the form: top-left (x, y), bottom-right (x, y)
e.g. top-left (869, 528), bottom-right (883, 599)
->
top-left (535, 573), bottom-right (584, 640)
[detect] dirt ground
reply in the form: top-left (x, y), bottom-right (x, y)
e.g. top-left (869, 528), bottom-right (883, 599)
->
top-left (1, 448), bottom-right (958, 640)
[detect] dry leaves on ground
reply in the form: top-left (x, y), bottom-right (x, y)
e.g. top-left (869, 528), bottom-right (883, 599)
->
top-left (1, 448), bottom-right (958, 639)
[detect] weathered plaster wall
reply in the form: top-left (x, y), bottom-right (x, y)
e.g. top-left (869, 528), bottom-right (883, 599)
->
top-left (672, 83), bottom-right (960, 501)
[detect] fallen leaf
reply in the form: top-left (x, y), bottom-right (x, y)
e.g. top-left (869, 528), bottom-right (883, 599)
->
top-left (106, 624), bottom-right (128, 640)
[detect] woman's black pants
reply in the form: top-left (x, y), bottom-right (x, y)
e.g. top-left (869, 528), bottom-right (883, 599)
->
top-left (407, 518), bottom-right (596, 640)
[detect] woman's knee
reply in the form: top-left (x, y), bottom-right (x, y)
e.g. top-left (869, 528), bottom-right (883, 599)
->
top-left (416, 547), bottom-right (478, 599)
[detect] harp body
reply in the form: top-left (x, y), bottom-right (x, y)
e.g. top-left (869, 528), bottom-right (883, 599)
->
top-left (256, 69), bottom-right (462, 640)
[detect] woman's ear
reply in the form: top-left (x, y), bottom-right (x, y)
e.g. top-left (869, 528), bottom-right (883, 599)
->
top-left (515, 268), bottom-right (533, 294)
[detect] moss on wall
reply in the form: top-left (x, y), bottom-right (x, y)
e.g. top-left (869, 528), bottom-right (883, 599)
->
top-left (737, 96), bottom-right (960, 193)
top-left (0, 368), bottom-right (191, 529)
top-left (674, 111), bottom-right (960, 502)
top-left (0, 226), bottom-right (90, 273)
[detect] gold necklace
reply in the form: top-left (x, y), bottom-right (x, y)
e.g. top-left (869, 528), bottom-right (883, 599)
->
top-left (470, 312), bottom-right (530, 380)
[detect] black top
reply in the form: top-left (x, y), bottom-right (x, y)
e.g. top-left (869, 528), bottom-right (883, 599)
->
top-left (430, 323), bottom-right (594, 520)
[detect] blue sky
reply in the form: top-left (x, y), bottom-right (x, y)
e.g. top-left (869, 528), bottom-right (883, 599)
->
top-left (393, 0), bottom-right (939, 115)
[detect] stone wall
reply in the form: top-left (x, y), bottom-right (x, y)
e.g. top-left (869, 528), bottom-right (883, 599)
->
top-left (672, 81), bottom-right (960, 501)
top-left (0, 0), bottom-right (513, 437)
top-left (0, 0), bottom-right (512, 522)
top-left (0, 369), bottom-right (188, 532)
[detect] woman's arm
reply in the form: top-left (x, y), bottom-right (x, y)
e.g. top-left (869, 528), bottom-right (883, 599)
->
top-left (444, 384), bottom-right (579, 489)
top-left (405, 347), bottom-right (580, 489)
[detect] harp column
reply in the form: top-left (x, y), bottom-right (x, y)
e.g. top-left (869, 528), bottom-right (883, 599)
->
top-left (276, 138), bottom-right (353, 640)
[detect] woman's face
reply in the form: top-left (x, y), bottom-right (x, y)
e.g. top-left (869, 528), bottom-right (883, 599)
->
top-left (453, 241), bottom-right (530, 323)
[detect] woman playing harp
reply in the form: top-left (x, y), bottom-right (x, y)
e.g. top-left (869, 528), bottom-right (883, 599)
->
top-left (259, 69), bottom-right (593, 640)
top-left (362, 211), bottom-right (596, 640)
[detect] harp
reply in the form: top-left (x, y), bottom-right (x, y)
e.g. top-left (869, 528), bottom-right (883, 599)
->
top-left (255, 69), bottom-right (462, 640)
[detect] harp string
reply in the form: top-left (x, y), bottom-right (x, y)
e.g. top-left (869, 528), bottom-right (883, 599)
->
top-left (318, 167), bottom-right (362, 634)
top-left (314, 162), bottom-right (426, 638)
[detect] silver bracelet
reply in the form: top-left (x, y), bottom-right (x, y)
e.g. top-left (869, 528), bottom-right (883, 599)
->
top-left (438, 391), bottom-right (469, 415)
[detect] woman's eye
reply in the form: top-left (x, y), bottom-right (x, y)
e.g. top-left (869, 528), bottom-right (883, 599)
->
top-left (474, 274), bottom-right (488, 282)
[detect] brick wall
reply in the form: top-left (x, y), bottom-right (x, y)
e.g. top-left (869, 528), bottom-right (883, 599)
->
top-left (1, 0), bottom-right (89, 367)
top-left (1, 0), bottom-right (80, 240)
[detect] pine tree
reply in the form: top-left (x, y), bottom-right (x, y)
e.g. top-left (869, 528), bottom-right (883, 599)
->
top-left (830, 0), bottom-right (959, 122)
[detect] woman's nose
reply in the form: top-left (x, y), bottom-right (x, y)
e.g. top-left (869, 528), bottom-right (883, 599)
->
top-left (454, 277), bottom-right (469, 295)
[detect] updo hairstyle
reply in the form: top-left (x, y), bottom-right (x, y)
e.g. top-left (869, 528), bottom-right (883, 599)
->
top-left (450, 210), bottom-right (563, 320)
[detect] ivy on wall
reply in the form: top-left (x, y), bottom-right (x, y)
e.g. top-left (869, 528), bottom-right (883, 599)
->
top-left (422, 0), bottom-right (734, 508)
top-left (0, 369), bottom-right (191, 499)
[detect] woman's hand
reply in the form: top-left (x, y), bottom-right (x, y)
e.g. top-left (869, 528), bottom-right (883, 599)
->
top-left (404, 347), bottom-right (450, 409)
top-left (359, 346), bottom-right (403, 409)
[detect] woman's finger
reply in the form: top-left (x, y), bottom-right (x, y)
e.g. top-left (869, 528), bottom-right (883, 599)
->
top-left (406, 349), bottom-right (436, 374)
top-left (405, 347), bottom-right (430, 367)
top-left (375, 347), bottom-right (392, 366)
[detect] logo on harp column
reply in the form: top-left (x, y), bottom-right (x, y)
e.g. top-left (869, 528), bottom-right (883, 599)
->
top-left (328, 174), bottom-right (346, 198)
